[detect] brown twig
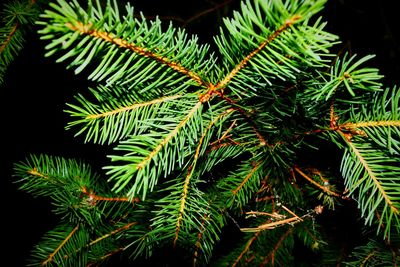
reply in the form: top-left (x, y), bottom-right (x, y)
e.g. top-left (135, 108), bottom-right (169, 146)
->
top-left (232, 232), bottom-right (261, 267)
top-left (293, 166), bottom-right (341, 197)
top-left (260, 228), bottom-right (293, 267)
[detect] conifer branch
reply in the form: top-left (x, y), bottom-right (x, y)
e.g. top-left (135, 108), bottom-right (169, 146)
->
top-left (260, 228), bottom-right (293, 267)
top-left (293, 166), bottom-right (341, 197)
top-left (216, 14), bottom-right (302, 90)
top-left (65, 222), bottom-right (136, 264)
top-left (245, 211), bottom-right (283, 219)
top-left (213, 90), bottom-right (269, 146)
top-left (174, 166), bottom-right (193, 247)
top-left (136, 101), bottom-right (202, 171)
top-left (281, 205), bottom-right (303, 221)
top-left (81, 186), bottom-right (139, 204)
top-left (66, 22), bottom-right (209, 87)
top-left (376, 210), bottom-right (400, 266)
top-left (85, 94), bottom-right (183, 120)
top-left (27, 167), bottom-right (48, 179)
top-left (0, 22), bottom-right (19, 54)
top-left (87, 222), bottom-right (137, 247)
top-left (42, 224), bottom-right (80, 266)
top-left (343, 135), bottom-right (399, 216)
top-left (209, 118), bottom-right (237, 145)
top-left (174, 108), bottom-right (234, 246)
top-left (12, 0), bottom-right (400, 265)
top-left (231, 162), bottom-right (262, 196)
top-left (87, 248), bottom-right (124, 267)
top-left (0, 0), bottom-right (39, 85)
top-left (232, 232), bottom-right (261, 267)
top-left (341, 120), bottom-right (400, 129)
top-left (193, 213), bottom-right (209, 267)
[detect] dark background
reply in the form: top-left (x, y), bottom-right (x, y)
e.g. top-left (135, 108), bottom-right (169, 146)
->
top-left (2, 0), bottom-right (399, 266)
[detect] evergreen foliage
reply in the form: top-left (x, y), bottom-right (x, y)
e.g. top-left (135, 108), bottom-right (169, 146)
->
top-left (6, 0), bottom-right (400, 265)
top-left (0, 0), bottom-right (39, 85)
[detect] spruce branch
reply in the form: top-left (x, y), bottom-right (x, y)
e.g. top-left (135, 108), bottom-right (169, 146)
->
top-left (293, 165), bottom-right (342, 198)
top-left (38, 0), bottom-right (215, 90)
top-left (65, 21), bottom-right (209, 87)
top-left (227, 226), bottom-right (297, 267)
top-left (232, 231), bottom-right (261, 267)
top-left (344, 239), bottom-right (400, 267)
top-left (0, 0), bottom-right (39, 85)
top-left (340, 136), bottom-right (400, 237)
top-left (215, 13), bottom-right (302, 90)
top-left (260, 228), bottom-right (293, 267)
top-left (172, 108), bottom-right (234, 246)
top-left (309, 53), bottom-right (383, 101)
top-left (66, 88), bottom-right (186, 144)
top-left (29, 223), bottom-right (89, 266)
top-left (340, 87), bottom-right (400, 155)
top-left (105, 98), bottom-right (204, 199)
top-left (80, 186), bottom-right (139, 204)
top-left (85, 221), bottom-right (137, 248)
top-left (41, 224), bottom-right (81, 266)
top-left (10, 0), bottom-right (400, 265)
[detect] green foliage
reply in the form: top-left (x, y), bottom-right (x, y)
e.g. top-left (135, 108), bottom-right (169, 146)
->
top-left (29, 224), bottom-right (90, 266)
top-left (9, 0), bottom-right (400, 266)
top-left (344, 239), bottom-right (400, 267)
top-left (340, 134), bottom-right (400, 237)
top-left (0, 0), bottom-right (39, 85)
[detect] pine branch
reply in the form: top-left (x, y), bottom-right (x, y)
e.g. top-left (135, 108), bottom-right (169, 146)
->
top-left (0, 22), bottom-right (19, 55)
top-left (80, 186), bottom-right (139, 204)
top-left (226, 225), bottom-right (298, 267)
top-left (14, 154), bottom-right (137, 227)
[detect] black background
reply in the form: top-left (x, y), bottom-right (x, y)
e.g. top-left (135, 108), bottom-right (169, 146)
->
top-left (2, 0), bottom-right (399, 266)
